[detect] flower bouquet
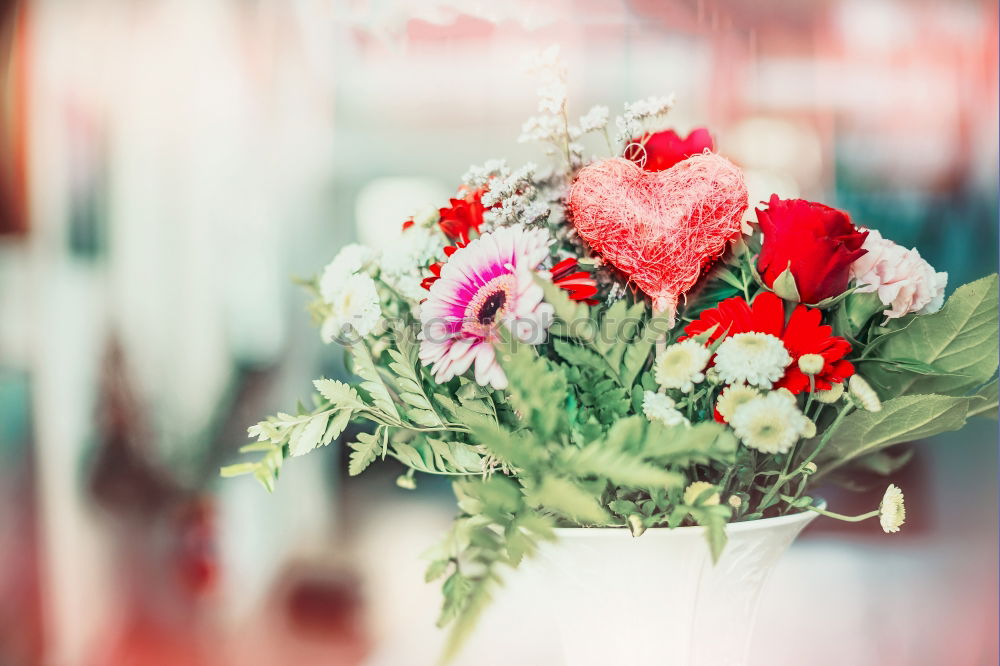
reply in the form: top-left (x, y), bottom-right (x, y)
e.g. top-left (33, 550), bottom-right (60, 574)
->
top-left (224, 49), bottom-right (998, 663)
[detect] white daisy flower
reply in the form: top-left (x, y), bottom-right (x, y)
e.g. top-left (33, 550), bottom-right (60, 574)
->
top-left (642, 391), bottom-right (689, 428)
top-left (849, 375), bottom-right (882, 412)
top-left (715, 384), bottom-right (761, 423)
top-left (320, 243), bottom-right (376, 303)
top-left (654, 339), bottom-right (712, 393)
top-left (879, 484), bottom-right (905, 533)
top-left (797, 353), bottom-right (825, 375)
top-left (683, 481), bottom-right (720, 506)
top-left (713, 332), bottom-right (791, 388)
top-left (729, 391), bottom-right (811, 454)
top-left (321, 273), bottom-right (382, 343)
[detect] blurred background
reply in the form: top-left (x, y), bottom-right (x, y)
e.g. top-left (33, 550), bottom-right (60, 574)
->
top-left (0, 1), bottom-right (997, 664)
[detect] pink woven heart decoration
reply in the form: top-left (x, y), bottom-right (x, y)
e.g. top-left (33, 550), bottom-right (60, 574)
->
top-left (567, 153), bottom-right (748, 325)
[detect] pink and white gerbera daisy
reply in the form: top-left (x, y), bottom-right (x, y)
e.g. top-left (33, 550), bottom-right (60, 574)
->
top-left (419, 226), bottom-right (554, 390)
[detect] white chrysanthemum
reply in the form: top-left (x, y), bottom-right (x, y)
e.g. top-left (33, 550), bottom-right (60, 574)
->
top-left (729, 391), bottom-right (811, 454)
top-left (715, 384), bottom-right (761, 423)
top-left (321, 273), bottom-right (382, 342)
top-left (879, 484), bottom-right (906, 533)
top-left (654, 339), bottom-right (712, 393)
top-left (849, 375), bottom-right (882, 412)
top-left (683, 481), bottom-right (720, 506)
top-left (379, 226), bottom-right (443, 301)
top-left (320, 243), bottom-right (375, 302)
top-left (851, 229), bottom-right (948, 319)
top-left (713, 332), bottom-right (792, 388)
top-left (642, 391), bottom-right (689, 428)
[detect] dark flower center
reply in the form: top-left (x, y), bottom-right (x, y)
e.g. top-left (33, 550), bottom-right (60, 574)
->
top-left (477, 291), bottom-right (507, 325)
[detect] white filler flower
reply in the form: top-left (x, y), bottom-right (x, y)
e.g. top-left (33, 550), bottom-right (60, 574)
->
top-left (642, 391), bottom-right (689, 428)
top-left (654, 339), bottom-right (712, 392)
top-left (729, 391), bottom-right (811, 454)
top-left (879, 484), bottom-right (906, 533)
top-left (320, 243), bottom-right (375, 301)
top-left (321, 273), bottom-right (382, 342)
top-left (713, 332), bottom-right (791, 388)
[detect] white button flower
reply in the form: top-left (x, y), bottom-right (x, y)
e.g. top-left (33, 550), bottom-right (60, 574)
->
top-left (729, 390), bottom-right (811, 455)
top-left (321, 273), bottom-right (382, 342)
top-left (642, 391), bottom-right (689, 428)
top-left (654, 339), bottom-right (712, 393)
top-left (713, 332), bottom-right (791, 388)
top-left (879, 484), bottom-right (906, 533)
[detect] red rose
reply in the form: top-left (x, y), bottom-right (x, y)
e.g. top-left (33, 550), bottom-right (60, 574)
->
top-left (630, 128), bottom-right (714, 172)
top-left (756, 195), bottom-right (868, 304)
top-left (438, 186), bottom-right (487, 243)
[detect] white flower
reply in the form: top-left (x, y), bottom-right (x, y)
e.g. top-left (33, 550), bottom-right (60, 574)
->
top-left (537, 79), bottom-right (567, 115)
top-left (654, 339), bottom-right (712, 393)
top-left (615, 94), bottom-right (676, 143)
top-left (850, 229), bottom-right (948, 320)
top-left (320, 243), bottom-right (375, 303)
top-left (713, 332), bottom-right (791, 388)
top-left (715, 384), bottom-right (761, 423)
top-left (879, 484), bottom-right (906, 533)
top-left (321, 273), bottom-right (382, 342)
top-left (642, 391), bottom-right (689, 428)
top-left (729, 391), bottom-right (811, 454)
top-left (849, 375), bottom-right (882, 412)
top-left (578, 105), bottom-right (610, 133)
top-left (683, 481), bottom-right (720, 506)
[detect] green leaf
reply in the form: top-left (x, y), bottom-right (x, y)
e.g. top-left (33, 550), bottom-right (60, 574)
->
top-left (289, 412), bottom-right (330, 457)
top-left (348, 430), bottom-right (381, 476)
top-left (864, 275), bottom-right (998, 396)
top-left (558, 443), bottom-right (684, 490)
top-left (313, 378), bottom-right (363, 409)
top-left (350, 342), bottom-right (399, 417)
top-left (817, 394), bottom-right (980, 473)
top-left (771, 263), bottom-right (800, 301)
top-left (970, 379), bottom-right (998, 418)
top-left (525, 476), bottom-right (610, 525)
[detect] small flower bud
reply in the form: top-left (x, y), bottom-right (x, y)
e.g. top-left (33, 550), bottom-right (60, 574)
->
top-left (802, 462), bottom-right (818, 474)
top-left (706, 368), bottom-right (722, 384)
top-left (798, 353), bottom-right (825, 375)
top-left (728, 495), bottom-right (742, 508)
top-left (814, 382), bottom-right (845, 404)
top-left (849, 375), bottom-right (882, 412)
top-left (396, 474), bottom-right (417, 490)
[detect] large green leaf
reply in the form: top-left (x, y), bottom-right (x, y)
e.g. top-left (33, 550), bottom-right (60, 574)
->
top-left (817, 394), bottom-right (982, 473)
top-left (865, 275), bottom-right (998, 396)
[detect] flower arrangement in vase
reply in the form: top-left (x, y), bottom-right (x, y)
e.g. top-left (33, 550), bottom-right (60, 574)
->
top-left (224, 47), bottom-right (998, 663)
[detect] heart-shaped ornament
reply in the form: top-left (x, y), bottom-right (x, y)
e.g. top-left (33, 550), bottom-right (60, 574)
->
top-left (567, 153), bottom-right (749, 325)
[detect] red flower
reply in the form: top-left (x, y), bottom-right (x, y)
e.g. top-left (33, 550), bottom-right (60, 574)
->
top-left (438, 187), bottom-right (487, 243)
top-left (420, 243), bottom-right (465, 291)
top-left (684, 291), bottom-right (854, 394)
top-left (629, 128), bottom-right (714, 172)
top-left (756, 195), bottom-right (868, 304)
top-left (550, 258), bottom-right (599, 304)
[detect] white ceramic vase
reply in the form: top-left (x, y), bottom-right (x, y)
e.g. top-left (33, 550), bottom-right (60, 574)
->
top-left (537, 510), bottom-right (818, 666)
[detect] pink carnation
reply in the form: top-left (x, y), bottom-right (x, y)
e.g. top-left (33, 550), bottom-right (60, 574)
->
top-left (850, 229), bottom-right (947, 320)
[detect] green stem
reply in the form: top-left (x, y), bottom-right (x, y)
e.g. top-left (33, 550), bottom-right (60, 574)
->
top-left (757, 403), bottom-right (854, 512)
top-left (804, 505), bottom-right (878, 523)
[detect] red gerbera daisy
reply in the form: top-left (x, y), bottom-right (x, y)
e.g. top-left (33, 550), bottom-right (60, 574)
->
top-left (550, 258), bottom-right (599, 304)
top-left (421, 242), bottom-right (466, 291)
top-left (438, 187), bottom-right (487, 243)
top-left (684, 291), bottom-right (854, 394)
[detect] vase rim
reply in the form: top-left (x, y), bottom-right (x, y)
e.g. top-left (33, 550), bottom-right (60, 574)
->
top-left (553, 501), bottom-right (825, 537)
